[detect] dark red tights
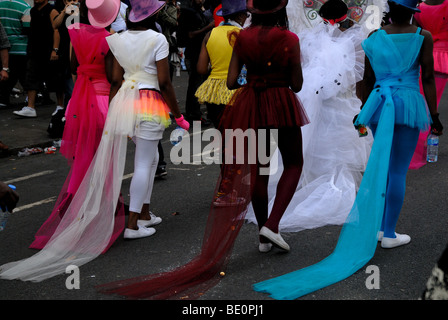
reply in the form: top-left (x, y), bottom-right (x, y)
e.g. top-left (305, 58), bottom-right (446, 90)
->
top-left (251, 127), bottom-right (303, 236)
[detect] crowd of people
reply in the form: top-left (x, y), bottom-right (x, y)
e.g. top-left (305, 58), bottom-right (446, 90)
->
top-left (0, 0), bottom-right (447, 300)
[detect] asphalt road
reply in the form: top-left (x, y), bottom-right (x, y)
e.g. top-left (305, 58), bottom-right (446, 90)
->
top-left (0, 71), bottom-right (447, 315)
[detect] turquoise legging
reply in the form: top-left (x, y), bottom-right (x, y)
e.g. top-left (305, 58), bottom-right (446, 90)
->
top-left (370, 124), bottom-right (420, 238)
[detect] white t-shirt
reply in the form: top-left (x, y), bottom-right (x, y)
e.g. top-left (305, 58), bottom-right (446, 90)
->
top-left (107, 29), bottom-right (170, 140)
top-left (109, 29), bottom-right (169, 90)
top-left (125, 30), bottom-right (168, 89)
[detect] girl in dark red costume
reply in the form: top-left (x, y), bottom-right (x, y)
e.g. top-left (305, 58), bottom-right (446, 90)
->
top-left (223, 0), bottom-right (308, 252)
top-left (97, 0), bottom-right (309, 299)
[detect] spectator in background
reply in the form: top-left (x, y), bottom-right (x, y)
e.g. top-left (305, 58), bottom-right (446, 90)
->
top-left (0, 22), bottom-right (10, 85)
top-left (211, 0), bottom-right (224, 26)
top-left (155, 0), bottom-right (182, 179)
top-left (195, 0), bottom-right (247, 128)
top-left (111, 0), bottom-right (128, 33)
top-left (0, 0), bottom-right (31, 107)
top-left (13, 0), bottom-right (64, 118)
top-left (52, 0), bottom-right (78, 112)
top-left (157, 0), bottom-right (180, 80)
top-left (0, 21), bottom-right (10, 153)
top-left (177, 0), bottom-right (214, 125)
top-left (0, 181), bottom-right (19, 214)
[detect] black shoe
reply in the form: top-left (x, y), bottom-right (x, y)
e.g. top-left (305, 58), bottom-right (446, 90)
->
top-left (200, 117), bottom-right (211, 127)
top-left (155, 166), bottom-right (167, 179)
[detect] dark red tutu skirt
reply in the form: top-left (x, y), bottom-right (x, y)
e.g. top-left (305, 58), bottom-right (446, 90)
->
top-left (220, 83), bottom-right (309, 131)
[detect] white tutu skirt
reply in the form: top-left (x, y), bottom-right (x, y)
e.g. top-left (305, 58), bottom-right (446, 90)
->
top-left (245, 23), bottom-right (373, 232)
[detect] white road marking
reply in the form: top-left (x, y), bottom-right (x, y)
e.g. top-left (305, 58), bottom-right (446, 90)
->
top-left (13, 196), bottom-right (57, 213)
top-left (4, 170), bottom-right (56, 184)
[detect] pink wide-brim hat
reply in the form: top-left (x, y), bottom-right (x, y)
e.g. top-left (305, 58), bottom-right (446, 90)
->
top-left (86, 0), bottom-right (121, 28)
top-left (128, 0), bottom-right (166, 23)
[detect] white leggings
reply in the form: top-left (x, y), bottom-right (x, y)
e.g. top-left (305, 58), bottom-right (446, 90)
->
top-left (129, 137), bottom-right (159, 213)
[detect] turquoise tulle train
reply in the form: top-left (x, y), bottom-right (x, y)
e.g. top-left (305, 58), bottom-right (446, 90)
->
top-left (253, 96), bottom-right (394, 299)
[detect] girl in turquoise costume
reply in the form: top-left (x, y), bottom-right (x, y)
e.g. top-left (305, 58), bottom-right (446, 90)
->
top-left (254, 0), bottom-right (443, 300)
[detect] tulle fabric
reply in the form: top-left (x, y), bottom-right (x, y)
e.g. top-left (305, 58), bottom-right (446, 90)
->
top-left (357, 30), bottom-right (430, 131)
top-left (253, 27), bottom-right (430, 300)
top-left (245, 23), bottom-right (372, 232)
top-left (134, 89), bottom-right (171, 127)
top-left (0, 31), bottom-right (170, 282)
top-left (410, 1), bottom-right (448, 169)
top-left (409, 77), bottom-right (448, 169)
top-left (433, 48), bottom-right (448, 76)
top-left (98, 161), bottom-right (256, 299)
top-left (29, 23), bottom-right (125, 251)
top-left (414, 1), bottom-right (448, 75)
top-left (254, 102), bottom-right (393, 299)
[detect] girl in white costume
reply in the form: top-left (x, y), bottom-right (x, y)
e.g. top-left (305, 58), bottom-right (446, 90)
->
top-left (0, 0), bottom-right (189, 282)
top-left (246, 0), bottom-right (385, 232)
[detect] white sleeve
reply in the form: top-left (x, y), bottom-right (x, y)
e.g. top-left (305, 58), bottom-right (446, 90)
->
top-left (154, 33), bottom-right (169, 62)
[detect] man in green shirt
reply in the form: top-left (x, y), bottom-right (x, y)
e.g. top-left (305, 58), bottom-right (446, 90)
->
top-left (0, 0), bottom-right (31, 106)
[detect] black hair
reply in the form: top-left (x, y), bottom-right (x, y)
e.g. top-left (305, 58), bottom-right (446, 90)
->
top-left (223, 10), bottom-right (247, 22)
top-left (125, 6), bottom-right (160, 32)
top-left (319, 0), bottom-right (348, 20)
top-left (250, 7), bottom-right (289, 28)
top-left (78, 1), bottom-right (90, 25)
top-left (387, 1), bottom-right (414, 23)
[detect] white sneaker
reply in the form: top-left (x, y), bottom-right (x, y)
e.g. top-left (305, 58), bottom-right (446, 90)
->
top-left (137, 212), bottom-right (162, 228)
top-left (13, 106), bottom-right (37, 118)
top-left (52, 105), bottom-right (64, 116)
top-left (123, 226), bottom-right (156, 239)
top-left (381, 233), bottom-right (411, 249)
top-left (259, 242), bottom-right (272, 253)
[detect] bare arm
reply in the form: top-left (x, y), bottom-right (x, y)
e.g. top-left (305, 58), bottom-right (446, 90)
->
top-left (109, 55), bottom-right (124, 103)
top-left (0, 48), bottom-right (8, 81)
top-left (105, 50), bottom-right (114, 84)
top-left (419, 30), bottom-right (437, 116)
top-left (289, 41), bottom-right (303, 93)
top-left (419, 29), bottom-right (443, 134)
top-left (197, 31), bottom-right (211, 75)
top-left (50, 9), bottom-right (60, 61)
top-left (358, 30), bottom-right (378, 108)
top-left (156, 57), bottom-right (182, 118)
top-left (227, 49), bottom-right (242, 90)
top-left (358, 56), bottom-right (375, 107)
top-left (188, 21), bottom-right (214, 40)
top-left (52, 6), bottom-right (66, 29)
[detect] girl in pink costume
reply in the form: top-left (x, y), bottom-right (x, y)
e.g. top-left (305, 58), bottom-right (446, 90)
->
top-left (409, 0), bottom-right (447, 169)
top-left (29, 0), bottom-right (125, 251)
top-left (0, 0), bottom-right (188, 282)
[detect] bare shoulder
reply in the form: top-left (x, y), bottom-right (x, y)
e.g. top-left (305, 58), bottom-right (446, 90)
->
top-left (420, 28), bottom-right (433, 40)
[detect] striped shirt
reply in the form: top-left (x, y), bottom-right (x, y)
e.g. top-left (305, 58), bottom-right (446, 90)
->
top-left (0, 0), bottom-right (31, 55)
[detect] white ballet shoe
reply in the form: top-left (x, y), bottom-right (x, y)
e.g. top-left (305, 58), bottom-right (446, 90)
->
top-left (259, 242), bottom-right (273, 253)
top-left (124, 226), bottom-right (156, 239)
top-left (259, 226), bottom-right (290, 252)
top-left (381, 233), bottom-right (411, 249)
